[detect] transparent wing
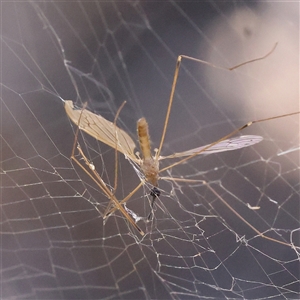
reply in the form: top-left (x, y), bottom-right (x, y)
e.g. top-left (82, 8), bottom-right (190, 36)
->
top-left (160, 135), bottom-right (263, 159)
top-left (65, 101), bottom-right (138, 162)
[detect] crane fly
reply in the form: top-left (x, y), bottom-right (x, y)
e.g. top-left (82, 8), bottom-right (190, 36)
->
top-left (65, 43), bottom-right (300, 249)
top-left (65, 101), bottom-right (262, 215)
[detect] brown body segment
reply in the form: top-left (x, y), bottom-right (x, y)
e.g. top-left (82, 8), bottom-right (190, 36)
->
top-left (137, 118), bottom-right (159, 186)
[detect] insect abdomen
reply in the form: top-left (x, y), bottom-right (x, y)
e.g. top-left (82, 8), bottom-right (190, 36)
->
top-left (137, 117), bottom-right (152, 159)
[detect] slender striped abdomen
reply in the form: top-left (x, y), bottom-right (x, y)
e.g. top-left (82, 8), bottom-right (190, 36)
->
top-left (137, 117), bottom-right (151, 159)
top-left (137, 117), bottom-right (159, 186)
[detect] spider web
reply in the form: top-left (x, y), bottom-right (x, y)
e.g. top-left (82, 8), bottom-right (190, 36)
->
top-left (1, 1), bottom-right (300, 299)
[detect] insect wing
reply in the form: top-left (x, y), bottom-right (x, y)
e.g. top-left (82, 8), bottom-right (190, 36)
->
top-left (161, 135), bottom-right (263, 159)
top-left (65, 101), bottom-right (137, 161)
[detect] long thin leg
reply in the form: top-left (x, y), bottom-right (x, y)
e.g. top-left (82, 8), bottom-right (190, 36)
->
top-left (102, 101), bottom-right (127, 216)
top-left (104, 181), bottom-right (144, 219)
top-left (71, 149), bottom-right (144, 236)
top-left (161, 176), bottom-right (300, 250)
top-left (112, 101), bottom-right (127, 192)
top-left (103, 183), bottom-right (161, 221)
top-left (70, 103), bottom-right (145, 236)
top-left (156, 43), bottom-right (278, 158)
top-left (159, 111), bottom-right (300, 174)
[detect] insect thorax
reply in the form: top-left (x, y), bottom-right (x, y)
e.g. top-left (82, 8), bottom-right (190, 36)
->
top-left (141, 157), bottom-right (159, 187)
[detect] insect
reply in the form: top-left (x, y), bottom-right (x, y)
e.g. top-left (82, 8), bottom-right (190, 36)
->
top-left (65, 43), bottom-right (299, 248)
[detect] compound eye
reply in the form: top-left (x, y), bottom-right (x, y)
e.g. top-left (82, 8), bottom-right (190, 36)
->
top-left (150, 187), bottom-right (161, 198)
